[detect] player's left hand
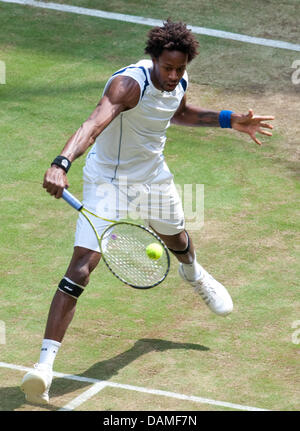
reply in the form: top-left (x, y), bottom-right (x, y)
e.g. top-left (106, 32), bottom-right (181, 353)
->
top-left (231, 109), bottom-right (275, 145)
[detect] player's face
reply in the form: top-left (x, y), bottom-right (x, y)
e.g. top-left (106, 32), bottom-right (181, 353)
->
top-left (151, 50), bottom-right (188, 92)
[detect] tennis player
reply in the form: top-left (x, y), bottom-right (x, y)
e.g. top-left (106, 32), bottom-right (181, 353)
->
top-left (21, 20), bottom-right (274, 404)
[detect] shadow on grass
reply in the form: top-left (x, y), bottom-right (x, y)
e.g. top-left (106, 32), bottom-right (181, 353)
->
top-left (1, 338), bottom-right (209, 411)
top-left (82, 338), bottom-right (209, 381)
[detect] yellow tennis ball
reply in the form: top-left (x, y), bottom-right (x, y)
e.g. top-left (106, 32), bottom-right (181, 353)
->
top-left (146, 243), bottom-right (163, 260)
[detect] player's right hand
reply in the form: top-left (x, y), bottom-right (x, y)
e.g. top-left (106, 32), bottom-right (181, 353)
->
top-left (43, 165), bottom-right (69, 198)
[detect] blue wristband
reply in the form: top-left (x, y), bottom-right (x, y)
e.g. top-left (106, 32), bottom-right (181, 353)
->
top-left (219, 110), bottom-right (234, 128)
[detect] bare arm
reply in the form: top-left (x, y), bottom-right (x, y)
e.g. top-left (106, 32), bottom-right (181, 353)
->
top-left (171, 95), bottom-right (220, 127)
top-left (43, 76), bottom-right (140, 197)
top-left (171, 95), bottom-right (274, 145)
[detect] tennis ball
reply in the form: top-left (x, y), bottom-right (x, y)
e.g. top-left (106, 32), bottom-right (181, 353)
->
top-left (146, 243), bottom-right (163, 260)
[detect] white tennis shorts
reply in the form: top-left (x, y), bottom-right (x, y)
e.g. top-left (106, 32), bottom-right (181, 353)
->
top-left (74, 180), bottom-right (185, 252)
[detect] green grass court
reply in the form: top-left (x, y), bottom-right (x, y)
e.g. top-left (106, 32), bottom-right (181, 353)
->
top-left (0, 0), bottom-right (299, 411)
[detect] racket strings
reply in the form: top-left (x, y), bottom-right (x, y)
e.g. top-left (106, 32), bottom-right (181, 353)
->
top-left (101, 224), bottom-right (169, 287)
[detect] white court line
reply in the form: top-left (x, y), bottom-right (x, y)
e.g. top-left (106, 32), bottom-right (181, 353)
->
top-left (1, 0), bottom-right (300, 52)
top-left (106, 381), bottom-right (269, 412)
top-left (0, 361), bottom-right (270, 411)
top-left (58, 381), bottom-right (108, 411)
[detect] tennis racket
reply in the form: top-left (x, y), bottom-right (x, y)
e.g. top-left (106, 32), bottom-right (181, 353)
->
top-left (61, 188), bottom-right (170, 289)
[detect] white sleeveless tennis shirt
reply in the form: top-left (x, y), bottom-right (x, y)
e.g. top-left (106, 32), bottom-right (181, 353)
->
top-left (83, 59), bottom-right (188, 184)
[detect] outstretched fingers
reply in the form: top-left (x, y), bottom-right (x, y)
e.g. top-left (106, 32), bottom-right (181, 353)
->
top-left (259, 122), bottom-right (274, 129)
top-left (258, 128), bottom-right (273, 136)
top-left (251, 134), bottom-right (262, 146)
top-left (255, 115), bottom-right (275, 121)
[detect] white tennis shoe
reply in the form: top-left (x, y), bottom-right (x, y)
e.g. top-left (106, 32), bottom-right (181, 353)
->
top-left (21, 363), bottom-right (53, 404)
top-left (179, 263), bottom-right (233, 316)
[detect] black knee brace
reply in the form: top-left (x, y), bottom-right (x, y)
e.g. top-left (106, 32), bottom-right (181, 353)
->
top-left (168, 230), bottom-right (190, 255)
top-left (58, 277), bottom-right (84, 299)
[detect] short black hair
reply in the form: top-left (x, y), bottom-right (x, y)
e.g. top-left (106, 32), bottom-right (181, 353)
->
top-left (145, 19), bottom-right (199, 62)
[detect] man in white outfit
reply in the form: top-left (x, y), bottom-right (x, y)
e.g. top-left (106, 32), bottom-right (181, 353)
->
top-left (21, 19), bottom-right (274, 404)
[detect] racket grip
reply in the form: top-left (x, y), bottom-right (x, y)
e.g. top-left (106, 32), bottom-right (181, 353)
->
top-left (62, 189), bottom-right (83, 211)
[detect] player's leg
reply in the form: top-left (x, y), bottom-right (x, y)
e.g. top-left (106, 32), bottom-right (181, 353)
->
top-left (151, 228), bottom-right (206, 282)
top-left (21, 180), bottom-right (123, 404)
top-left (152, 227), bottom-right (233, 316)
top-left (144, 180), bottom-right (233, 316)
top-left (155, 229), bottom-right (195, 262)
top-left (44, 246), bottom-right (101, 342)
top-left (20, 246), bottom-right (101, 405)
top-left (149, 227), bottom-right (202, 279)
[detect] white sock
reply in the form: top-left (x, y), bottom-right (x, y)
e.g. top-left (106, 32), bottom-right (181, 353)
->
top-left (39, 339), bottom-right (61, 369)
top-left (181, 256), bottom-right (203, 281)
